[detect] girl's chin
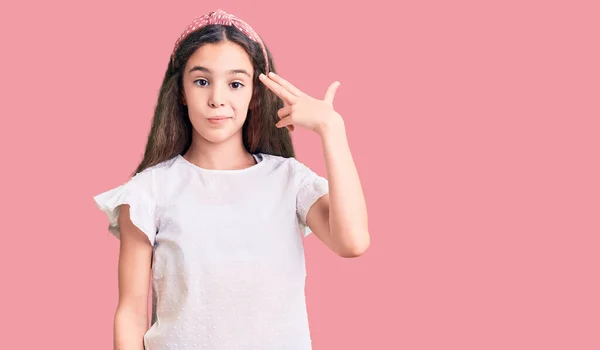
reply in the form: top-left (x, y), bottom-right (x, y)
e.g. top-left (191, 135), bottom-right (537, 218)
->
top-left (196, 127), bottom-right (243, 144)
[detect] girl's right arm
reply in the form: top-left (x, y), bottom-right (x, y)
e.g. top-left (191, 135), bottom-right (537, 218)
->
top-left (113, 204), bottom-right (153, 350)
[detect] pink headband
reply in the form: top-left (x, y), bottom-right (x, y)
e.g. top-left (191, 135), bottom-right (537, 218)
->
top-left (171, 9), bottom-right (269, 73)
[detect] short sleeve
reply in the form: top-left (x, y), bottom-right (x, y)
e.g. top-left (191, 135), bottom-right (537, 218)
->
top-left (293, 158), bottom-right (329, 237)
top-left (93, 171), bottom-right (158, 245)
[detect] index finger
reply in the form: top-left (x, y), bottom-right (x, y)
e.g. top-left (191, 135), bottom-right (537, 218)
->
top-left (259, 73), bottom-right (296, 104)
top-left (267, 72), bottom-right (305, 97)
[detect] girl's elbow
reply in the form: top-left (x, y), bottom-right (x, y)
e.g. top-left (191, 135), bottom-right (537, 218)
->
top-left (337, 233), bottom-right (370, 258)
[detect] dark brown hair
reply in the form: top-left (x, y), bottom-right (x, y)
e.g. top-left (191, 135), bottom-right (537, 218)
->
top-left (131, 24), bottom-right (294, 176)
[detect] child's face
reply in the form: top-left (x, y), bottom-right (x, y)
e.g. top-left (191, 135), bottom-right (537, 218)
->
top-left (182, 41), bottom-right (255, 145)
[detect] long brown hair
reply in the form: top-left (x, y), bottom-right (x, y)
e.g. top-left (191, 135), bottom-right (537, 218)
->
top-left (131, 24), bottom-right (295, 176)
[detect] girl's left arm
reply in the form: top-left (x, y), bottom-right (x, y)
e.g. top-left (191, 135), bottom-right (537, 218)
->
top-left (306, 113), bottom-right (370, 258)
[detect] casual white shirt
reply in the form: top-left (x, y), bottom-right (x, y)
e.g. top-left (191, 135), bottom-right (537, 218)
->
top-left (93, 153), bottom-right (329, 350)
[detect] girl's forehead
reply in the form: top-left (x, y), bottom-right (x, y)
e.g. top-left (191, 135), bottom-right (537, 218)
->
top-left (186, 42), bottom-right (253, 73)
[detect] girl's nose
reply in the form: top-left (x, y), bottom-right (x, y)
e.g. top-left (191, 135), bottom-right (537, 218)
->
top-left (208, 89), bottom-right (226, 108)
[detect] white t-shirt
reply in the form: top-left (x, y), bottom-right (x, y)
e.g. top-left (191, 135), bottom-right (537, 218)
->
top-left (93, 153), bottom-right (329, 350)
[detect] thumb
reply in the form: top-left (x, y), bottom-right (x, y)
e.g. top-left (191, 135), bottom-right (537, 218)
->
top-left (324, 81), bottom-right (341, 104)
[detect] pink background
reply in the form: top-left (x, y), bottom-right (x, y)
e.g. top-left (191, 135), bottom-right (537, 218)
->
top-left (2, 0), bottom-right (599, 349)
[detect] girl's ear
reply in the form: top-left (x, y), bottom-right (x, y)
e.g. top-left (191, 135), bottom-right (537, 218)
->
top-left (181, 94), bottom-right (187, 106)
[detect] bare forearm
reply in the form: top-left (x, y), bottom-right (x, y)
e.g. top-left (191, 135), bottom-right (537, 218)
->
top-left (318, 114), bottom-right (370, 254)
top-left (114, 306), bottom-right (148, 350)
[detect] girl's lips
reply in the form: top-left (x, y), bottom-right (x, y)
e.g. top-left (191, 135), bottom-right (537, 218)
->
top-left (207, 116), bottom-right (231, 125)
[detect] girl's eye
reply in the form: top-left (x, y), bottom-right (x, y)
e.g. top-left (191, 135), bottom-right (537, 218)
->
top-left (193, 80), bottom-right (243, 89)
top-left (194, 79), bottom-right (208, 87)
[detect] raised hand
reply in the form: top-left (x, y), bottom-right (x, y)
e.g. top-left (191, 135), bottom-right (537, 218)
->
top-left (259, 72), bottom-right (342, 135)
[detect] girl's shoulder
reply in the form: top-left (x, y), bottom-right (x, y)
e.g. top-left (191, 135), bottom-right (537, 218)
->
top-left (93, 156), bottom-right (179, 208)
top-left (259, 153), bottom-right (328, 192)
top-left (127, 156), bottom-right (180, 190)
top-left (260, 153), bottom-right (310, 171)
top-left (268, 154), bottom-right (323, 177)
top-left (92, 156), bottom-right (179, 245)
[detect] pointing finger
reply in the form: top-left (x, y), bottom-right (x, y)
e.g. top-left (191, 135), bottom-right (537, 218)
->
top-left (259, 73), bottom-right (296, 105)
top-left (267, 72), bottom-right (305, 97)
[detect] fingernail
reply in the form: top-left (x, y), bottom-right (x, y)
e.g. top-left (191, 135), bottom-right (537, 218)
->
top-left (268, 72), bottom-right (276, 76)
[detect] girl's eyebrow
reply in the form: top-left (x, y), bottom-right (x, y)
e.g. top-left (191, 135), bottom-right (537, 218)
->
top-left (188, 66), bottom-right (251, 77)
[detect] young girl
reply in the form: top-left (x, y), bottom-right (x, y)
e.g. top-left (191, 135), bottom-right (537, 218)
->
top-left (94, 9), bottom-right (369, 350)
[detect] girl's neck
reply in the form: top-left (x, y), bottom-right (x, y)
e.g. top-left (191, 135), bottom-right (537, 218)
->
top-left (183, 133), bottom-right (256, 171)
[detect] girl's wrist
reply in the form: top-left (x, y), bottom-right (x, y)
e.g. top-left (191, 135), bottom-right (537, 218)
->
top-left (316, 112), bottom-right (345, 137)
